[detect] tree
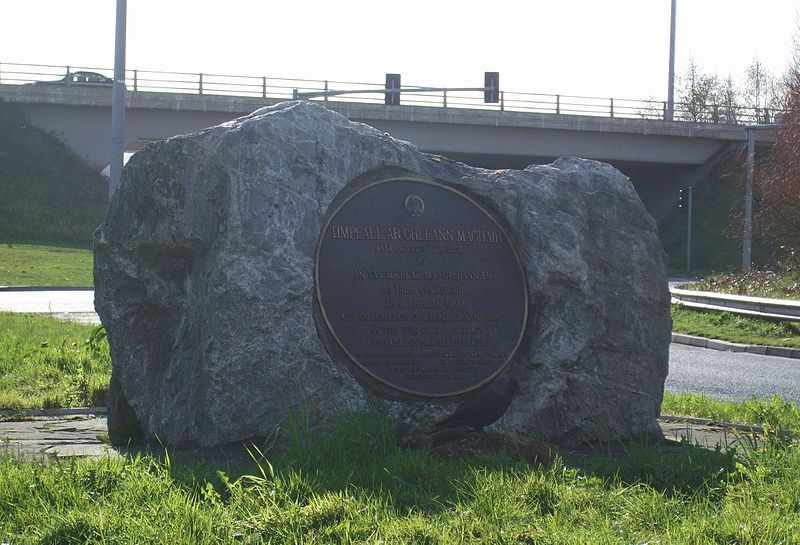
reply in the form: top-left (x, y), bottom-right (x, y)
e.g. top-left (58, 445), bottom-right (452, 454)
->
top-left (717, 74), bottom-right (739, 124)
top-left (757, 47), bottom-right (800, 255)
top-left (677, 57), bottom-right (722, 122)
top-left (743, 58), bottom-right (781, 123)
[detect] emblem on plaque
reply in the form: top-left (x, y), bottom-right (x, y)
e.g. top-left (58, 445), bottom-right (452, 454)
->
top-left (404, 194), bottom-right (425, 217)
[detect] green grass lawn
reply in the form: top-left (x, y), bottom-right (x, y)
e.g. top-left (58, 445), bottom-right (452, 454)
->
top-left (1, 408), bottom-right (799, 544)
top-left (2, 312), bottom-right (799, 542)
top-left (671, 304), bottom-right (800, 348)
top-left (663, 391), bottom-right (800, 430)
top-left (0, 242), bottom-right (94, 287)
top-left (0, 312), bottom-right (109, 409)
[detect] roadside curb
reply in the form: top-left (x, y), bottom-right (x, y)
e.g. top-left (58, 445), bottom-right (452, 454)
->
top-left (0, 286), bottom-right (93, 292)
top-left (671, 332), bottom-right (800, 359)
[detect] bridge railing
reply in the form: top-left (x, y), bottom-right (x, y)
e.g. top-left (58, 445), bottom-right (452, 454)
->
top-left (0, 62), bottom-right (780, 126)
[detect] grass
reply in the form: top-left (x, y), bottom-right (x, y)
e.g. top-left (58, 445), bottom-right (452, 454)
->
top-left (686, 265), bottom-right (800, 300)
top-left (0, 310), bottom-right (798, 542)
top-left (0, 312), bottom-right (110, 409)
top-left (671, 304), bottom-right (800, 347)
top-left (0, 100), bottom-right (107, 247)
top-left (0, 242), bottom-right (94, 286)
top-left (663, 391), bottom-right (800, 430)
top-left (1, 406), bottom-right (799, 544)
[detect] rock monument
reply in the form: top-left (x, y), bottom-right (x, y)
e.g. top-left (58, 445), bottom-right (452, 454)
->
top-left (94, 101), bottom-right (671, 448)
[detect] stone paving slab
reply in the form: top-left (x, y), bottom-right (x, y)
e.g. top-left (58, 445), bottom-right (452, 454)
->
top-left (1, 414), bottom-right (765, 463)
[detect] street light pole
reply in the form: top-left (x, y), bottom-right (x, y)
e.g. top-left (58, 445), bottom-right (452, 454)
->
top-left (109, 0), bottom-right (127, 201)
top-left (743, 127), bottom-right (755, 272)
top-left (742, 124), bottom-right (778, 273)
top-left (666, 0), bottom-right (676, 121)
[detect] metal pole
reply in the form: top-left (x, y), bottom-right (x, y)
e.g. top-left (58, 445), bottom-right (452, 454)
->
top-left (743, 127), bottom-right (755, 272)
top-left (667, 0), bottom-right (676, 121)
top-left (686, 186), bottom-right (693, 273)
top-left (109, 0), bottom-right (127, 200)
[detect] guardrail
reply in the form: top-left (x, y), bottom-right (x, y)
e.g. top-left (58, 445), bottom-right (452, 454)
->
top-left (0, 62), bottom-right (781, 125)
top-left (670, 287), bottom-right (800, 321)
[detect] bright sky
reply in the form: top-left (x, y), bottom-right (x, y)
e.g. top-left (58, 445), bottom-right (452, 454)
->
top-left (1, 0), bottom-right (798, 100)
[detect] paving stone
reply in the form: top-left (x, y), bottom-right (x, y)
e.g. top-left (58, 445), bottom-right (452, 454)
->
top-left (46, 443), bottom-right (116, 458)
top-left (1, 414), bottom-right (763, 462)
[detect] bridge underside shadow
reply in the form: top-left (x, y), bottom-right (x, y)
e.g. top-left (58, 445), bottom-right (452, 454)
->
top-left (432, 151), bottom-right (733, 224)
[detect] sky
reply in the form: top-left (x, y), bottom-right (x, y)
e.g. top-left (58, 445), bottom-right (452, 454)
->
top-left (1, 0), bottom-right (799, 101)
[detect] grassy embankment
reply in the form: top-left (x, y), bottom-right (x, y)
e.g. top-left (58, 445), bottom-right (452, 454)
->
top-left (671, 263), bottom-right (800, 346)
top-left (658, 148), bottom-right (775, 274)
top-left (671, 305), bottom-right (800, 348)
top-left (0, 100), bottom-right (104, 286)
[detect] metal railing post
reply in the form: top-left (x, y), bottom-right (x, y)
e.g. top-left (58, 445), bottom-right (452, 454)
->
top-left (199, 73), bottom-right (203, 95)
top-left (65, 65), bottom-right (71, 86)
top-left (663, 101), bottom-right (667, 120)
top-left (262, 76), bottom-right (267, 99)
top-left (443, 89), bottom-right (447, 108)
top-left (500, 91), bottom-right (504, 111)
top-left (556, 94), bottom-right (560, 114)
top-left (133, 69), bottom-right (138, 92)
top-left (610, 98), bottom-right (614, 118)
top-left (324, 80), bottom-right (328, 104)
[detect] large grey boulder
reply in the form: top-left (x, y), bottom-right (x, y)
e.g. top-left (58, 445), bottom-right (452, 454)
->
top-left (94, 101), bottom-right (671, 448)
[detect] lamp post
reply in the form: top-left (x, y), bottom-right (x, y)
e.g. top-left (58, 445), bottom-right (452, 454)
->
top-left (742, 124), bottom-right (778, 272)
top-left (109, 0), bottom-right (127, 201)
top-left (666, 0), bottom-right (676, 121)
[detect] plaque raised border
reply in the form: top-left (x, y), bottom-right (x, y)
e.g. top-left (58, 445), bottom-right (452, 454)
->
top-left (315, 172), bottom-right (528, 398)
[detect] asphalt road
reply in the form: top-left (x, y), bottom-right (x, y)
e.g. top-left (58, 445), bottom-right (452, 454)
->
top-left (1, 289), bottom-right (799, 402)
top-left (666, 343), bottom-right (800, 401)
top-left (0, 288), bottom-right (99, 324)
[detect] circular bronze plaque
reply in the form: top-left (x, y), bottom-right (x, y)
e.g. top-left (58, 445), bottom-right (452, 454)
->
top-left (315, 176), bottom-right (528, 397)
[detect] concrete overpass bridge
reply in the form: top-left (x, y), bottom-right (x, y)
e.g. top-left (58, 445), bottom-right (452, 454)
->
top-left (0, 72), bottom-right (776, 222)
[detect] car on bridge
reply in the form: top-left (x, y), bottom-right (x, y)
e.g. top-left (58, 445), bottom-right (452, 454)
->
top-left (34, 71), bottom-right (112, 86)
